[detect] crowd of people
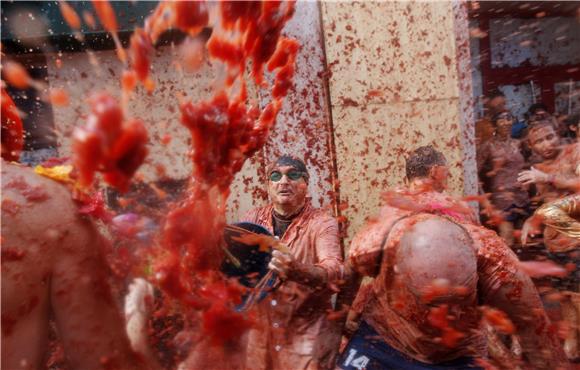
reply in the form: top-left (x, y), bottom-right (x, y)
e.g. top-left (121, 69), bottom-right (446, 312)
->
top-left (2, 135), bottom-right (578, 370)
top-left (476, 92), bottom-right (579, 245)
top-left (475, 91), bottom-right (579, 364)
top-left (2, 0), bottom-right (579, 367)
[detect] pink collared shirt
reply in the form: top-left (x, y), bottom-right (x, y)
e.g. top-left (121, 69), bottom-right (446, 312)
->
top-left (242, 201), bottom-right (344, 370)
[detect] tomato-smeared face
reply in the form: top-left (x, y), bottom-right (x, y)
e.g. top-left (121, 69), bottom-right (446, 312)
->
top-left (267, 165), bottom-right (308, 209)
top-left (495, 112), bottom-right (514, 138)
top-left (528, 125), bottom-right (560, 160)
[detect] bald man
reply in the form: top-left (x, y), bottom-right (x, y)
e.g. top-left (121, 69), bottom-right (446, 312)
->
top-left (1, 161), bottom-right (146, 369)
top-left (339, 211), bottom-right (568, 369)
top-left (338, 146), bottom-right (568, 369)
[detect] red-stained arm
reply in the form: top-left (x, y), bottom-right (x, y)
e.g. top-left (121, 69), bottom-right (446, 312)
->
top-left (548, 172), bottom-right (580, 193)
top-left (288, 215), bottom-right (343, 288)
top-left (473, 226), bottom-right (570, 369)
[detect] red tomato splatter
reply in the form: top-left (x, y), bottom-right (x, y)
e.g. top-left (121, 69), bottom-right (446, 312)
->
top-left (2, 61), bottom-right (30, 89)
top-left (91, 0), bottom-right (117, 32)
top-left (5, 176), bottom-right (49, 202)
top-left (49, 88), bottom-right (69, 106)
top-left (1, 89), bottom-right (24, 161)
top-left (121, 70), bottom-right (138, 93)
top-left (481, 306), bottom-right (515, 334)
top-left (1, 248), bottom-right (26, 262)
top-left (83, 11), bottom-right (97, 30)
top-left (129, 28), bottom-right (153, 83)
top-left (174, 1), bottom-right (209, 36)
top-left (72, 93), bottom-right (148, 192)
top-left (1, 199), bottom-right (20, 216)
top-left (518, 260), bottom-right (568, 279)
top-left (59, 1), bottom-right (81, 30)
top-left (78, 191), bottom-right (112, 222)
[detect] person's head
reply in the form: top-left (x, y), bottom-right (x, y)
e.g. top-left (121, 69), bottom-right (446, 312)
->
top-left (405, 145), bottom-right (448, 192)
top-left (397, 215), bottom-right (477, 301)
top-left (527, 121), bottom-right (560, 160)
top-left (564, 114), bottom-right (580, 141)
top-left (528, 103), bottom-right (551, 123)
top-left (486, 90), bottom-right (506, 115)
top-left (267, 155), bottom-right (309, 212)
top-left (491, 110), bottom-right (514, 138)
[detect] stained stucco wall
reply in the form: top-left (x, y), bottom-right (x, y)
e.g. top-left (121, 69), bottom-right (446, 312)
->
top-left (321, 1), bottom-right (476, 242)
top-left (47, 1), bottom-right (338, 223)
top-left (46, 1), bottom-right (477, 243)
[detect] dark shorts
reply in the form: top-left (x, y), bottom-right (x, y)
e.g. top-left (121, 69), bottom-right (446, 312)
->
top-left (337, 322), bottom-right (482, 370)
top-left (502, 204), bottom-right (530, 224)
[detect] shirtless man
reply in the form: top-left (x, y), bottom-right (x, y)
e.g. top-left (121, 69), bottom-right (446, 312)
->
top-left (1, 161), bottom-right (145, 369)
top-left (517, 121), bottom-right (580, 204)
top-left (338, 146), bottom-right (568, 369)
top-left (516, 122), bottom-right (579, 359)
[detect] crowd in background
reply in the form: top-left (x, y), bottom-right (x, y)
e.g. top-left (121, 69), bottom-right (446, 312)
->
top-left (475, 91), bottom-right (580, 360)
top-left (476, 91), bottom-right (579, 246)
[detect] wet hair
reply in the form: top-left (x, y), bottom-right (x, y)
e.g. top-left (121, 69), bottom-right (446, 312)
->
top-left (405, 145), bottom-right (447, 180)
top-left (487, 90), bottom-right (505, 100)
top-left (269, 155), bottom-right (309, 182)
top-left (527, 120), bottom-right (555, 139)
top-left (491, 110), bottom-right (512, 125)
top-left (565, 114), bottom-right (580, 129)
top-left (528, 103), bottom-right (549, 116)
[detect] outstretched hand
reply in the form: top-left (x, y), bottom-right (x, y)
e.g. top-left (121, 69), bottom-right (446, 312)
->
top-left (517, 167), bottom-right (550, 185)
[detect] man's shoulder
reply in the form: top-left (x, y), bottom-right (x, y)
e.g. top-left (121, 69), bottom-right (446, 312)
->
top-left (2, 162), bottom-right (74, 209)
top-left (561, 142), bottom-right (580, 158)
top-left (462, 223), bottom-right (506, 255)
top-left (350, 206), bottom-right (406, 253)
top-left (297, 205), bottom-right (338, 233)
top-left (241, 204), bottom-right (271, 223)
top-left (307, 205), bottom-right (336, 221)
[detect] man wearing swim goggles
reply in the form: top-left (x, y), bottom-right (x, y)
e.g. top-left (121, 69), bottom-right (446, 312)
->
top-left (241, 155), bottom-right (344, 370)
top-left (269, 169), bottom-right (306, 182)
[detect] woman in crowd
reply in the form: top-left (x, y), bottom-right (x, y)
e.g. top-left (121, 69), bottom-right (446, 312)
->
top-left (477, 110), bottom-right (530, 246)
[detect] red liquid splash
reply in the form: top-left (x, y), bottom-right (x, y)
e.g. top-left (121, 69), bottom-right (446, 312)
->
top-left (129, 28), bottom-right (153, 83)
top-left (69, 0), bottom-right (300, 349)
top-left (1, 88), bottom-right (24, 161)
top-left (153, 1), bottom-right (299, 346)
top-left (73, 93), bottom-right (148, 192)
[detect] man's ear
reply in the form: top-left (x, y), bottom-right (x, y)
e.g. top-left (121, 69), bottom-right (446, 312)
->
top-left (428, 166), bottom-right (438, 179)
